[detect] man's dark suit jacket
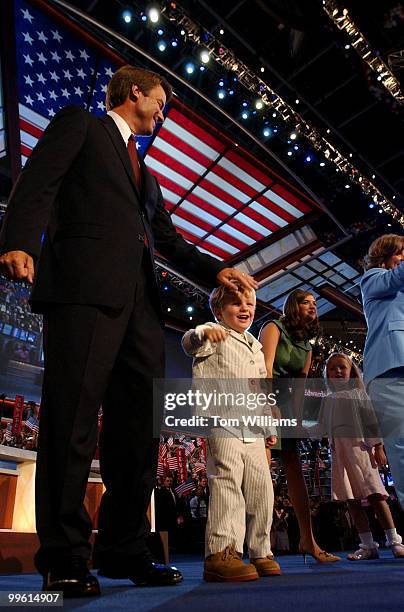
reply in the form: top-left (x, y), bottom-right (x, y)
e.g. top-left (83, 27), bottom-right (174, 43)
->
top-left (0, 105), bottom-right (224, 312)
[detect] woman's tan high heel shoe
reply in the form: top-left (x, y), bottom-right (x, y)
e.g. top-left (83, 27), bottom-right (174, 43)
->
top-left (299, 544), bottom-right (341, 564)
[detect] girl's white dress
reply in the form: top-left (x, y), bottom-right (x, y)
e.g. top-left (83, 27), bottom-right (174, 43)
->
top-left (319, 387), bottom-right (388, 501)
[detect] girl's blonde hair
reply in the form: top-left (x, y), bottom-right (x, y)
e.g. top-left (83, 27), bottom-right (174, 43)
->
top-left (324, 352), bottom-right (365, 392)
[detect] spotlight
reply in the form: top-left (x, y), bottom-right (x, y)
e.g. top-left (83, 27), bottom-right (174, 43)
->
top-left (326, 128), bottom-right (330, 134)
top-left (372, 174), bottom-right (376, 179)
top-left (242, 101), bottom-right (248, 107)
top-left (272, 112), bottom-right (276, 117)
top-left (185, 62), bottom-right (195, 74)
top-left (167, 307), bottom-right (171, 312)
top-left (273, 128), bottom-right (278, 133)
top-left (219, 28), bottom-right (224, 35)
top-left (122, 8), bottom-right (133, 23)
top-left (290, 132), bottom-right (297, 140)
top-left (344, 184), bottom-right (350, 189)
top-left (305, 155), bottom-right (312, 162)
top-left (186, 306), bottom-right (194, 313)
top-left (157, 28), bottom-right (164, 35)
top-left (180, 28), bottom-right (186, 35)
top-left (393, 195), bottom-right (396, 199)
top-left (171, 38), bottom-right (178, 47)
top-left (345, 44), bottom-right (350, 49)
top-left (388, 223), bottom-right (392, 227)
top-left (157, 41), bottom-right (166, 52)
top-left (294, 145), bottom-right (299, 150)
top-left (218, 79), bottom-right (224, 87)
top-left (295, 98), bottom-right (300, 104)
top-left (263, 128), bottom-right (271, 137)
top-left (320, 161), bottom-right (326, 167)
top-left (200, 50), bottom-right (210, 63)
top-left (241, 111), bottom-right (248, 119)
top-left (369, 203), bottom-right (374, 208)
top-left (199, 65), bottom-right (205, 71)
top-left (217, 89), bottom-right (226, 99)
top-left (141, 13), bottom-right (147, 22)
top-left (379, 209), bottom-right (383, 213)
top-left (255, 100), bottom-right (264, 110)
top-left (260, 67), bottom-right (265, 73)
top-left (148, 7), bottom-right (159, 23)
top-left (287, 151), bottom-right (293, 156)
top-left (229, 89), bottom-right (234, 95)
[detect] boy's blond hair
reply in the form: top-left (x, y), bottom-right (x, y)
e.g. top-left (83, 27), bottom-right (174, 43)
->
top-left (209, 284), bottom-right (256, 320)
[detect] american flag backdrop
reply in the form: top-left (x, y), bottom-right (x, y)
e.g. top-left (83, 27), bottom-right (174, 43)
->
top-left (12, 0), bottom-right (317, 263)
top-left (146, 104), bottom-right (314, 260)
top-left (15, 0), bottom-right (120, 165)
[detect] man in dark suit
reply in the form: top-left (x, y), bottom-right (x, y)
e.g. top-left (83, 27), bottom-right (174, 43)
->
top-left (0, 65), bottom-right (256, 597)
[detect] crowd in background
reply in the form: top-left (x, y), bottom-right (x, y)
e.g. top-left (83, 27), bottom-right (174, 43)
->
top-left (0, 279), bottom-right (42, 334)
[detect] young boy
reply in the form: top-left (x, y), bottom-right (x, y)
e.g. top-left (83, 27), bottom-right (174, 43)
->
top-left (182, 284), bottom-right (280, 582)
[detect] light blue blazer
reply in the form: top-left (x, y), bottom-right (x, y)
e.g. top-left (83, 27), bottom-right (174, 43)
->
top-left (360, 262), bottom-right (404, 382)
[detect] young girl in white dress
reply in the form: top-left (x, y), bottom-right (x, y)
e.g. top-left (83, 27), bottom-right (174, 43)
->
top-left (322, 352), bottom-right (404, 560)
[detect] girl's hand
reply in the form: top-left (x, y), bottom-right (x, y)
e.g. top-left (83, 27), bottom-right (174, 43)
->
top-left (266, 435), bottom-right (278, 447)
top-left (373, 444), bottom-right (387, 466)
top-left (204, 326), bottom-right (229, 343)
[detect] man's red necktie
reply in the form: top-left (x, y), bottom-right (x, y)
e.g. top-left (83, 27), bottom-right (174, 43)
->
top-left (128, 135), bottom-right (149, 247)
top-left (127, 135), bottom-right (142, 190)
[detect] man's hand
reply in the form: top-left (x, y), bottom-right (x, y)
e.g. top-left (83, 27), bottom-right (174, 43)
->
top-left (0, 251), bottom-right (35, 283)
top-left (203, 326), bottom-right (229, 343)
top-left (216, 267), bottom-right (258, 294)
top-left (266, 435), bottom-right (278, 447)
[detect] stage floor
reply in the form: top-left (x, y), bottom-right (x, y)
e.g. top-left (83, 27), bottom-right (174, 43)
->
top-left (0, 550), bottom-right (403, 610)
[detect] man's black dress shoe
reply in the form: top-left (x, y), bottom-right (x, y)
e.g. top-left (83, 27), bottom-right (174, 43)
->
top-left (98, 553), bottom-right (183, 586)
top-left (42, 556), bottom-right (101, 598)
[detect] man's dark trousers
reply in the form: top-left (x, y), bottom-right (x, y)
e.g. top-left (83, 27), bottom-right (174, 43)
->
top-left (34, 253), bottom-right (165, 573)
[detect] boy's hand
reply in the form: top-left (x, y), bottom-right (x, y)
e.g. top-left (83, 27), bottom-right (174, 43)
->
top-left (373, 444), bottom-right (387, 467)
top-left (266, 435), bottom-right (278, 447)
top-left (204, 326), bottom-right (229, 343)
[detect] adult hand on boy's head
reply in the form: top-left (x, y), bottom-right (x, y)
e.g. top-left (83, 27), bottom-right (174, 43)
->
top-left (204, 325), bottom-right (229, 343)
top-left (216, 267), bottom-right (258, 294)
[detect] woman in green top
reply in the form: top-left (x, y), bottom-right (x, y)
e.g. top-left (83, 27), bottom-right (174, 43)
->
top-left (260, 288), bottom-right (340, 563)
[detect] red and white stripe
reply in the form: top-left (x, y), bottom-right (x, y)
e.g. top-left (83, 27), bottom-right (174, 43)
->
top-left (18, 101), bottom-right (314, 262)
top-left (147, 107), bottom-right (313, 260)
top-left (19, 103), bottom-right (50, 166)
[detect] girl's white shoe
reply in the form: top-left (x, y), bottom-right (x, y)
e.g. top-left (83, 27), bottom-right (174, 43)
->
top-left (347, 544), bottom-right (379, 561)
top-left (391, 543), bottom-right (404, 558)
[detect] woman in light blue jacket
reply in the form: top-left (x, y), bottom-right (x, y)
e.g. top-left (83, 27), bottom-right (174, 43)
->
top-left (360, 234), bottom-right (404, 508)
